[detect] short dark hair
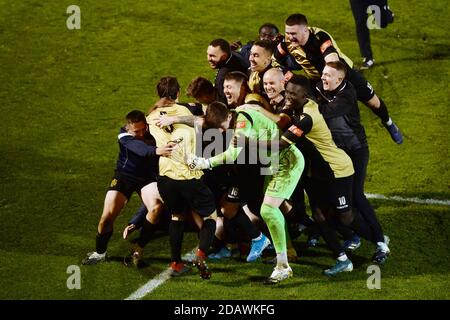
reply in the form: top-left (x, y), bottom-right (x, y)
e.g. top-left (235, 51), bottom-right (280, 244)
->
top-left (287, 74), bottom-right (311, 91)
top-left (325, 61), bottom-right (348, 76)
top-left (186, 77), bottom-right (215, 99)
top-left (209, 38), bottom-right (231, 56)
top-left (156, 76), bottom-right (180, 100)
top-left (252, 39), bottom-right (275, 55)
top-left (224, 71), bottom-right (250, 94)
top-left (259, 23), bottom-right (279, 34)
top-left (224, 71), bottom-right (248, 84)
top-left (126, 110), bottom-right (146, 124)
top-left (205, 101), bottom-right (229, 129)
top-left (285, 13), bottom-right (308, 26)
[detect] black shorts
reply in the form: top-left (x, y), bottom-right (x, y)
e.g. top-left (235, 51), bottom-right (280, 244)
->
top-left (203, 165), bottom-right (238, 208)
top-left (304, 175), bottom-right (353, 214)
top-left (107, 171), bottom-right (152, 200)
top-left (157, 176), bottom-right (216, 217)
top-left (346, 68), bottom-right (375, 102)
top-left (235, 164), bottom-right (265, 213)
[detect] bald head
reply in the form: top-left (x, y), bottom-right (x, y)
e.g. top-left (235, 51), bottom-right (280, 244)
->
top-left (264, 68), bottom-right (284, 82)
top-left (263, 68), bottom-right (285, 100)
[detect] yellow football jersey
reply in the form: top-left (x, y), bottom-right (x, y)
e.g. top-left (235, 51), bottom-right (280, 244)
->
top-left (147, 104), bottom-right (203, 180)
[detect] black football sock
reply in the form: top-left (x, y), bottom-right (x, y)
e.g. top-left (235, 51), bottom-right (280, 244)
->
top-left (371, 98), bottom-right (390, 123)
top-left (306, 221), bottom-right (321, 238)
top-left (232, 208), bottom-right (260, 239)
top-left (96, 231), bottom-right (113, 254)
top-left (211, 236), bottom-right (226, 251)
top-left (198, 219), bottom-right (216, 254)
top-left (316, 221), bottom-right (343, 259)
top-left (348, 211), bottom-right (376, 244)
top-left (136, 218), bottom-right (158, 248)
top-left (299, 215), bottom-right (314, 227)
top-left (169, 220), bottom-right (185, 263)
top-left (223, 216), bottom-right (238, 244)
top-left (331, 216), bottom-right (356, 241)
top-left (290, 184), bottom-right (307, 223)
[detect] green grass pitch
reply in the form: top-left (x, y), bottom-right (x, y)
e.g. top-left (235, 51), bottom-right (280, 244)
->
top-left (0, 0), bottom-right (449, 300)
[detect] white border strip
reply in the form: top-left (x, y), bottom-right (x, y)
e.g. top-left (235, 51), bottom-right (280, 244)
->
top-left (365, 193), bottom-right (450, 206)
top-left (125, 269), bottom-right (172, 300)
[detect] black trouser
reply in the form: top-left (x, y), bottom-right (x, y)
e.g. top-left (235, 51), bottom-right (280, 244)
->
top-left (350, 0), bottom-right (373, 60)
top-left (306, 174), bottom-right (376, 258)
top-left (347, 147), bottom-right (384, 243)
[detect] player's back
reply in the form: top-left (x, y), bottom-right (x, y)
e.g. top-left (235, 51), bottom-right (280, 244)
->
top-left (147, 103), bottom-right (203, 180)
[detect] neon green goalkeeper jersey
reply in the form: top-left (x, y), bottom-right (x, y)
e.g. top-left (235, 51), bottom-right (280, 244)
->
top-left (209, 106), bottom-right (295, 175)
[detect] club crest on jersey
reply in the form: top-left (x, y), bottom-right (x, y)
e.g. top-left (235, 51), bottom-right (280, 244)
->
top-left (236, 121), bottom-right (246, 129)
top-left (110, 179), bottom-right (117, 187)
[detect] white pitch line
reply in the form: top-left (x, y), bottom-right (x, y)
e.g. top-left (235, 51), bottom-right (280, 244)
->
top-left (125, 193), bottom-right (450, 300)
top-left (125, 251), bottom-right (195, 300)
top-left (125, 269), bottom-right (172, 300)
top-left (366, 193), bottom-right (450, 206)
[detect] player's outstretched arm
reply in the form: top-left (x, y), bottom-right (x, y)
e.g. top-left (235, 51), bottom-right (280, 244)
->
top-left (232, 132), bottom-right (289, 152)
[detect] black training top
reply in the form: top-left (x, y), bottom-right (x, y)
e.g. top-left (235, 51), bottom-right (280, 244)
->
top-left (116, 127), bottom-right (159, 182)
top-left (316, 80), bottom-right (368, 152)
top-left (214, 52), bottom-right (248, 105)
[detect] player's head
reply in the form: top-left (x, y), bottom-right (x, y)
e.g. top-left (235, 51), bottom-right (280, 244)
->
top-left (263, 68), bottom-right (285, 100)
top-left (186, 77), bottom-right (216, 104)
top-left (223, 71), bottom-right (249, 107)
top-left (156, 76), bottom-right (180, 100)
top-left (249, 40), bottom-right (274, 73)
top-left (258, 23), bottom-right (279, 41)
top-left (207, 39), bottom-right (231, 69)
top-left (321, 61), bottom-right (347, 91)
top-left (285, 13), bottom-right (309, 47)
top-left (285, 75), bottom-right (310, 109)
top-left (204, 101), bottom-right (232, 131)
top-left (125, 110), bottom-right (148, 139)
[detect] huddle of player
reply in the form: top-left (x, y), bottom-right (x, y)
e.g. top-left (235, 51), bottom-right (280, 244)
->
top-left (83, 13), bottom-right (401, 284)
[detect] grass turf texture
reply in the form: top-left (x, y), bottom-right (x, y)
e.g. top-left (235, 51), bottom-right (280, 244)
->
top-left (0, 0), bottom-right (449, 300)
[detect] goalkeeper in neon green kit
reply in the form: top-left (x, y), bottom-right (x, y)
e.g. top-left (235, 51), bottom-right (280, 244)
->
top-left (186, 74), bottom-right (304, 284)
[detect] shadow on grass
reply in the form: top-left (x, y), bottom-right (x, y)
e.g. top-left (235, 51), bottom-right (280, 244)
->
top-left (357, 48), bottom-right (450, 70)
top-left (4, 149), bottom-right (450, 287)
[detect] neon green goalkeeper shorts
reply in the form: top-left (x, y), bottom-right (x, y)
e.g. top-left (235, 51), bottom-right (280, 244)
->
top-left (264, 145), bottom-right (304, 199)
